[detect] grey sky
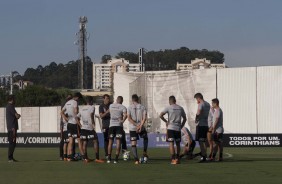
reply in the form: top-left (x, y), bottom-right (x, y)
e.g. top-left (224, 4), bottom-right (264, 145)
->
top-left (1, 0), bottom-right (282, 75)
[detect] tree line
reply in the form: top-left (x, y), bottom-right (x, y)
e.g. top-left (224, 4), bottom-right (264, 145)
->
top-left (102, 47), bottom-right (224, 71)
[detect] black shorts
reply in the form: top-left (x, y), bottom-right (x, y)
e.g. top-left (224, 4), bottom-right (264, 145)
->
top-left (67, 124), bottom-right (80, 138)
top-left (63, 131), bottom-right (69, 143)
top-left (196, 126), bottom-right (209, 142)
top-left (130, 129), bottom-right (148, 141)
top-left (166, 129), bottom-right (181, 143)
top-left (80, 129), bottom-right (98, 141)
top-left (213, 132), bottom-right (223, 143)
top-left (109, 126), bottom-right (123, 139)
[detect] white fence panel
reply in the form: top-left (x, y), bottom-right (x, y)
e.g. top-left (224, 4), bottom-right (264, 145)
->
top-left (257, 66), bottom-right (282, 133)
top-left (40, 107), bottom-right (58, 133)
top-left (217, 67), bottom-right (257, 133)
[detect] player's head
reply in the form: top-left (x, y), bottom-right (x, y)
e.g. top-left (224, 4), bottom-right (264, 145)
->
top-left (132, 94), bottom-right (139, 103)
top-left (194, 93), bottom-right (203, 103)
top-left (169, 95), bottom-right (176, 105)
top-left (66, 94), bottom-right (73, 101)
top-left (86, 96), bottom-right (94, 105)
top-left (212, 98), bottom-right (219, 108)
top-left (73, 92), bottom-right (82, 101)
top-left (7, 95), bottom-right (15, 104)
top-left (103, 94), bottom-right (110, 105)
top-left (116, 96), bottom-right (123, 104)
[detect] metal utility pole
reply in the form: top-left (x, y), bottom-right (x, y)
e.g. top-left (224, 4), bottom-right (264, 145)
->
top-left (76, 16), bottom-right (89, 89)
top-left (10, 71), bottom-right (13, 95)
top-left (139, 48), bottom-right (145, 72)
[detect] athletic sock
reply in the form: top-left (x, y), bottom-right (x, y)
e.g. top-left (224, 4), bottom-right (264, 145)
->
top-left (63, 154), bottom-right (67, 159)
top-left (115, 155), bottom-right (119, 161)
top-left (176, 154), bottom-right (180, 160)
top-left (219, 153), bottom-right (223, 158)
top-left (67, 155), bottom-right (72, 159)
top-left (132, 145), bottom-right (138, 161)
top-left (143, 137), bottom-right (148, 153)
top-left (82, 155), bottom-right (86, 160)
top-left (171, 154), bottom-right (176, 160)
top-left (96, 153), bottom-right (100, 160)
top-left (108, 154), bottom-right (111, 161)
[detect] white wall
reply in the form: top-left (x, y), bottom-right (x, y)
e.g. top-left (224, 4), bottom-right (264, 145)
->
top-left (217, 67), bottom-right (257, 133)
top-left (257, 66), bottom-right (282, 133)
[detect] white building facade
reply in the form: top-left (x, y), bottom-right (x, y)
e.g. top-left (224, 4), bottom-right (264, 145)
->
top-left (93, 58), bottom-right (141, 90)
top-left (177, 58), bottom-right (226, 70)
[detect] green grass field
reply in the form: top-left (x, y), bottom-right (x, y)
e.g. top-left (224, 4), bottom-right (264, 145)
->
top-left (0, 147), bottom-right (282, 184)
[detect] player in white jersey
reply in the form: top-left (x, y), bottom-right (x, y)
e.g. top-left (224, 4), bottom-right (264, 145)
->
top-left (180, 127), bottom-right (196, 159)
top-left (127, 94), bottom-right (148, 164)
top-left (211, 98), bottom-right (224, 161)
top-left (77, 96), bottom-right (104, 163)
top-left (61, 92), bottom-right (82, 161)
top-left (160, 96), bottom-right (187, 164)
top-left (107, 96), bottom-right (127, 164)
top-left (207, 107), bottom-right (215, 160)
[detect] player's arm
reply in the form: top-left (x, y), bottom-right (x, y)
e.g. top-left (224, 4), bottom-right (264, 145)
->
top-left (99, 105), bottom-right (109, 119)
top-left (159, 112), bottom-right (168, 127)
top-left (139, 110), bottom-right (147, 128)
top-left (122, 109), bottom-right (128, 123)
top-left (60, 108), bottom-right (68, 122)
top-left (181, 109), bottom-right (187, 129)
top-left (212, 110), bottom-right (219, 133)
top-left (195, 104), bottom-right (202, 123)
top-left (127, 111), bottom-right (137, 126)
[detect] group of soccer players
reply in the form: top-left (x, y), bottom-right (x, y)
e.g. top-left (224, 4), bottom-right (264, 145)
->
top-left (59, 91), bottom-right (223, 165)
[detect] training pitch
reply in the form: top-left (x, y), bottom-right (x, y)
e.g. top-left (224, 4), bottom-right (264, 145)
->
top-left (0, 147), bottom-right (282, 184)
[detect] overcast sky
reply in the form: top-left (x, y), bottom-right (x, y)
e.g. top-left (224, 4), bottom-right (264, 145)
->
top-left (1, 0), bottom-right (282, 75)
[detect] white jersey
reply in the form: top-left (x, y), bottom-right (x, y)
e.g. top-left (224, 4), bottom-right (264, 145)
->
top-left (109, 103), bottom-right (127, 127)
top-left (62, 99), bottom-right (78, 125)
top-left (127, 102), bottom-right (147, 131)
top-left (213, 107), bottom-right (224, 133)
top-left (77, 105), bottom-right (95, 131)
top-left (161, 104), bottom-right (186, 131)
top-left (208, 108), bottom-right (214, 128)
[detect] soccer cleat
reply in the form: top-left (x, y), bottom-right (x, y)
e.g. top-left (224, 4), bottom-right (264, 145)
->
top-left (134, 161), bottom-right (140, 165)
top-left (64, 158), bottom-right (68, 161)
top-left (95, 159), bottom-right (105, 163)
top-left (83, 159), bottom-right (92, 163)
top-left (171, 159), bottom-right (180, 165)
top-left (199, 157), bottom-right (207, 163)
top-left (106, 159), bottom-right (111, 164)
top-left (113, 160), bottom-right (118, 164)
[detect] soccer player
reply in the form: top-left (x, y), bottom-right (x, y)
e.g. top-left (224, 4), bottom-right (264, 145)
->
top-left (6, 95), bottom-right (21, 162)
top-left (160, 96), bottom-right (187, 164)
top-left (99, 94), bottom-right (111, 159)
top-left (194, 93), bottom-right (210, 162)
top-left (211, 98), bottom-right (224, 161)
top-left (78, 96), bottom-right (104, 163)
top-left (207, 106), bottom-right (215, 160)
top-left (180, 127), bottom-right (196, 160)
top-left (107, 96), bottom-right (127, 164)
top-left (61, 92), bottom-right (83, 161)
top-left (127, 94), bottom-right (148, 164)
top-left (60, 94), bottom-right (72, 160)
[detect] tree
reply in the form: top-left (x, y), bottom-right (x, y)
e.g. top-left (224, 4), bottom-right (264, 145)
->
top-left (101, 55), bottom-right (112, 64)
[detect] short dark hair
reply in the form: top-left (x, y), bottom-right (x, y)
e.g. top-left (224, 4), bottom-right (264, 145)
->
top-left (169, 95), bottom-right (176, 103)
top-left (73, 92), bottom-right (82, 99)
top-left (212, 98), bottom-right (219, 106)
top-left (132, 94), bottom-right (139, 102)
top-left (7, 95), bottom-right (15, 102)
top-left (103, 94), bottom-right (110, 99)
top-left (66, 94), bottom-right (73, 101)
top-left (117, 96), bottom-right (123, 101)
top-left (86, 96), bottom-right (93, 104)
top-left (194, 93), bottom-right (203, 99)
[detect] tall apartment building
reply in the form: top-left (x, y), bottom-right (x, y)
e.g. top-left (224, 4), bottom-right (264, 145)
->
top-left (176, 58), bottom-right (226, 70)
top-left (93, 58), bottom-right (141, 90)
